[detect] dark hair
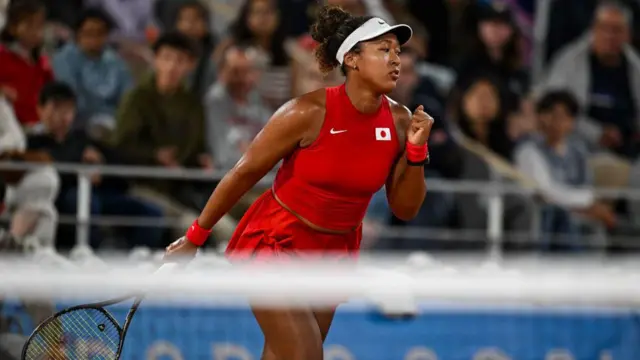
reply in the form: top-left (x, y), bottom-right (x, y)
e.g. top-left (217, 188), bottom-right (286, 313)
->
top-left (311, 5), bottom-right (372, 74)
top-left (470, 4), bottom-right (523, 71)
top-left (73, 7), bottom-right (115, 33)
top-left (0, 0), bottom-right (45, 43)
top-left (453, 76), bottom-right (514, 159)
top-left (152, 31), bottom-right (200, 58)
top-left (175, 0), bottom-right (210, 27)
top-left (38, 81), bottom-right (77, 105)
top-left (231, 0), bottom-right (288, 66)
top-left (536, 90), bottom-right (580, 116)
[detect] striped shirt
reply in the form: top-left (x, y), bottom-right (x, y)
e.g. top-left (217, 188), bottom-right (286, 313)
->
top-left (257, 65), bottom-right (292, 110)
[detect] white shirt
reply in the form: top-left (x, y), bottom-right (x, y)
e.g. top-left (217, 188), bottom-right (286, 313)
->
top-left (514, 141), bottom-right (594, 209)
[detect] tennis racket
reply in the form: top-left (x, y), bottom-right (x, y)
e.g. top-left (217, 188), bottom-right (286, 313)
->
top-left (21, 263), bottom-right (178, 360)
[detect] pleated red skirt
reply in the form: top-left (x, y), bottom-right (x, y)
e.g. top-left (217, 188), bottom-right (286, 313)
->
top-left (224, 190), bottom-right (362, 262)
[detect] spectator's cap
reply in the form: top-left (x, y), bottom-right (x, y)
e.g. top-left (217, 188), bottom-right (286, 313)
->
top-left (336, 18), bottom-right (412, 64)
top-left (73, 7), bottom-right (116, 32)
top-left (478, 2), bottom-right (514, 24)
top-left (152, 31), bottom-right (200, 58)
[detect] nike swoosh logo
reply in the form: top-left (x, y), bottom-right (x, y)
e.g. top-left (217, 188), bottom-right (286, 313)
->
top-left (330, 128), bottom-right (347, 134)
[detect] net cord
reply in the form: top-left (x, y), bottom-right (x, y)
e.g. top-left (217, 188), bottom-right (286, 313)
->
top-left (2, 264), bottom-right (640, 308)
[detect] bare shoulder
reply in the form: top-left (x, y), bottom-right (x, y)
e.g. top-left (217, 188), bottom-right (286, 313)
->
top-left (280, 88), bottom-right (326, 120)
top-left (385, 96), bottom-right (412, 146)
top-left (264, 88), bottom-right (327, 147)
top-left (386, 96), bottom-right (412, 129)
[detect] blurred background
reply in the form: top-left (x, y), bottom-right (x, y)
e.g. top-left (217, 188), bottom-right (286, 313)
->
top-left (1, 0), bottom-right (640, 359)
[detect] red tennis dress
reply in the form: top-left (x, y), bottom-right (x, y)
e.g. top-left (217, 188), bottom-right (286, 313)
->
top-left (225, 84), bottom-right (400, 261)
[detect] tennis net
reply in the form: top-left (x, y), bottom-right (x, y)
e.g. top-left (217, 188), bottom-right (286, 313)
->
top-left (1, 253), bottom-right (639, 360)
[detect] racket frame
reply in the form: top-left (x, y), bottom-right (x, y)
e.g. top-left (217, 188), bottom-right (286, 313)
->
top-left (21, 294), bottom-right (144, 360)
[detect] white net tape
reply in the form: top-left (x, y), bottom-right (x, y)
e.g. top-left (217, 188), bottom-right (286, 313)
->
top-left (3, 253), bottom-right (640, 307)
top-left (2, 252), bottom-right (640, 360)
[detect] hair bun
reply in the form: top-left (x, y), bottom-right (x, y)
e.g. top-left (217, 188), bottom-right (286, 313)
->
top-left (311, 5), bottom-right (351, 44)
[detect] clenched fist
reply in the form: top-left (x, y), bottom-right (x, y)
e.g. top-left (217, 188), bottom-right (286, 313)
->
top-left (407, 105), bottom-right (434, 146)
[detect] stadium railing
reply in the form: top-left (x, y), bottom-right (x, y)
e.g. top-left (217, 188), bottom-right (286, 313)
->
top-left (2, 161), bottom-right (640, 256)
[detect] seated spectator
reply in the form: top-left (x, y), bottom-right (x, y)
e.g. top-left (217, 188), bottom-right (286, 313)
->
top-left (28, 82), bottom-right (164, 249)
top-left (391, 49), bottom-right (445, 121)
top-left (88, 0), bottom-right (153, 43)
top-left (215, 0), bottom-right (292, 110)
top-left (173, 0), bottom-right (216, 98)
top-left (450, 76), bottom-right (515, 161)
top-left (391, 48), bottom-right (463, 178)
top-left (205, 45), bottom-right (271, 171)
top-left (52, 8), bottom-right (132, 140)
top-left (113, 32), bottom-right (212, 209)
top-left (0, 93), bottom-right (59, 250)
top-left (455, 2), bottom-right (528, 112)
top-left (537, 1), bottom-right (640, 159)
top-left (287, 34), bottom-right (342, 97)
top-left (0, 0), bottom-right (53, 127)
top-left (514, 91), bottom-right (617, 250)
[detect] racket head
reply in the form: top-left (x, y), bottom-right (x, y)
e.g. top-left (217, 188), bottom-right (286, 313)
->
top-left (22, 305), bottom-right (123, 360)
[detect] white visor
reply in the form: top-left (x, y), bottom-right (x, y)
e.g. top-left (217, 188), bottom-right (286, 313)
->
top-left (336, 18), bottom-right (413, 65)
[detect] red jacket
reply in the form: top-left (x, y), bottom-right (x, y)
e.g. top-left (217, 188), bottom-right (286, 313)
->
top-left (0, 45), bottom-right (53, 126)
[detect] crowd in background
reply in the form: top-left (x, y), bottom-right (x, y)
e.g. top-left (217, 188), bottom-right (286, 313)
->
top-left (0, 0), bottom-right (639, 254)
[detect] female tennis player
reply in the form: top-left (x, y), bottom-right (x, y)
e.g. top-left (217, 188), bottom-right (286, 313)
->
top-left (165, 5), bottom-right (433, 360)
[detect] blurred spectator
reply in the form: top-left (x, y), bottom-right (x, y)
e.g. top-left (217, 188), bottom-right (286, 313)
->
top-left (537, 1), bottom-right (640, 159)
top-left (287, 34), bottom-right (342, 97)
top-left (401, 17), bottom-right (428, 62)
top-left (42, 0), bottom-right (85, 47)
top-left (0, 0), bottom-right (53, 127)
top-left (455, 2), bottom-right (528, 112)
top-left (28, 82), bottom-right (164, 249)
top-left (216, 0), bottom-right (292, 110)
top-left (52, 8), bottom-right (132, 139)
top-left (282, 0), bottom-right (394, 39)
top-left (113, 32), bottom-right (212, 209)
top-left (391, 49), bottom-right (445, 121)
top-left (0, 95), bottom-right (59, 250)
top-left (536, 0), bottom-right (640, 78)
top-left (205, 45), bottom-right (271, 171)
top-left (450, 76), bottom-right (515, 161)
top-left (515, 91), bottom-right (617, 250)
top-left (392, 50), bottom-right (464, 179)
top-left (86, 0), bottom-right (152, 43)
top-left (173, 0), bottom-right (217, 98)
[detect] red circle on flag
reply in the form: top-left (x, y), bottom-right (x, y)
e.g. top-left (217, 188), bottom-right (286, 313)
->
top-left (380, 130), bottom-right (387, 138)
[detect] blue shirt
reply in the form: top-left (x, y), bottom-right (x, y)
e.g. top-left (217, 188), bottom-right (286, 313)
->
top-left (52, 43), bottom-right (132, 129)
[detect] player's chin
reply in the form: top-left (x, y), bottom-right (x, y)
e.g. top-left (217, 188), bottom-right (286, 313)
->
top-left (378, 80), bottom-right (397, 94)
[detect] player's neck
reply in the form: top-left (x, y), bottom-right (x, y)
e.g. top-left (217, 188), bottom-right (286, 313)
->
top-left (344, 80), bottom-right (382, 114)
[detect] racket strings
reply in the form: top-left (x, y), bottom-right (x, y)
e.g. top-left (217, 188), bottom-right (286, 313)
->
top-left (23, 308), bottom-right (120, 360)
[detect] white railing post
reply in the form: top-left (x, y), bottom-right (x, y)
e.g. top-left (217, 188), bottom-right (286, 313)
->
top-left (487, 176), bottom-right (505, 261)
top-left (75, 172), bottom-right (92, 250)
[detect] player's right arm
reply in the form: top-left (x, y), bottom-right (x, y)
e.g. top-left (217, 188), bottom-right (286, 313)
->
top-left (165, 91), bottom-right (325, 258)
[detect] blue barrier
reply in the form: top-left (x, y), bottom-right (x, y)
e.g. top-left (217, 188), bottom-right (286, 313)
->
top-left (5, 302), bottom-right (640, 360)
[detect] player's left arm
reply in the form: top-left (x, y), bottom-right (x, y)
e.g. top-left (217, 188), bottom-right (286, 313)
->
top-left (384, 102), bottom-right (433, 221)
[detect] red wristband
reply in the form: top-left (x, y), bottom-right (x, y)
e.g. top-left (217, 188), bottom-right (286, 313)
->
top-left (406, 141), bottom-right (428, 162)
top-left (185, 219), bottom-right (211, 246)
